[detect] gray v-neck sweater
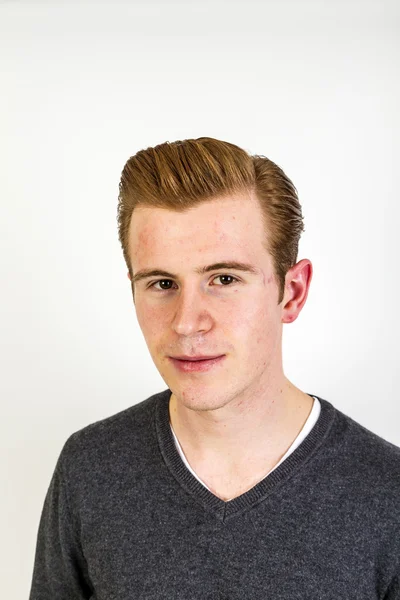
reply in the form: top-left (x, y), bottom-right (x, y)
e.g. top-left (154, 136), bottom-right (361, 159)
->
top-left (29, 389), bottom-right (400, 600)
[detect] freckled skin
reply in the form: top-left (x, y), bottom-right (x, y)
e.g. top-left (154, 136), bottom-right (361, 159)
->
top-left (127, 191), bottom-right (313, 469)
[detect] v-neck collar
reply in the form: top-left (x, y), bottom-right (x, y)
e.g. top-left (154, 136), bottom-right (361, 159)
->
top-left (154, 389), bottom-right (336, 521)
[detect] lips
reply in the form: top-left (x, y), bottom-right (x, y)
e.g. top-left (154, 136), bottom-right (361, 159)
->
top-left (168, 355), bottom-right (226, 372)
top-left (171, 355), bottom-right (223, 361)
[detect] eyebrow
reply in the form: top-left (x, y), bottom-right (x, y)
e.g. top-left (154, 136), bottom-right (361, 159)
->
top-left (132, 261), bottom-right (260, 285)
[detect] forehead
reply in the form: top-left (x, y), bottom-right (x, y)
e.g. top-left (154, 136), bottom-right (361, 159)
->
top-left (128, 193), bottom-right (269, 268)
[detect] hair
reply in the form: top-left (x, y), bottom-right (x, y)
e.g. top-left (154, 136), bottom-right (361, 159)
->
top-left (117, 137), bottom-right (305, 304)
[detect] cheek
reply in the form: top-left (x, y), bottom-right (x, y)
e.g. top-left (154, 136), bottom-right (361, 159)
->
top-left (136, 302), bottom-right (166, 339)
top-left (228, 300), bottom-right (278, 346)
top-left (136, 293), bottom-right (279, 345)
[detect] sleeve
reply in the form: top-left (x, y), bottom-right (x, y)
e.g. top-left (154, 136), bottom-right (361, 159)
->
top-left (28, 439), bottom-right (94, 600)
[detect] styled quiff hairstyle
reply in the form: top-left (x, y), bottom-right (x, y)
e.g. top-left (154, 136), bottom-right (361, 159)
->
top-left (117, 137), bottom-right (304, 304)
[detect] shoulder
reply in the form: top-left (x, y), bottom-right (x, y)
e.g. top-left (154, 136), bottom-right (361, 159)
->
top-left (58, 388), bottom-right (170, 471)
top-left (317, 396), bottom-right (400, 491)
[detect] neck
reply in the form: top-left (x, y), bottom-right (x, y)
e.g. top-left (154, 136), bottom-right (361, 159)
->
top-left (168, 377), bottom-right (314, 473)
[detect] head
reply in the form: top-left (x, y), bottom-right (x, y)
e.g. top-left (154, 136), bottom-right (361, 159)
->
top-left (117, 137), bottom-right (312, 411)
top-left (118, 137), bottom-right (305, 305)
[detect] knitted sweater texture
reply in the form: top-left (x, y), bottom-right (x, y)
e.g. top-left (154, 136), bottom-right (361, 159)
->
top-left (29, 389), bottom-right (400, 599)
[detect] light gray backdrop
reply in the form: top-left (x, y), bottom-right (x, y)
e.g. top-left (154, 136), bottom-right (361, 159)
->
top-left (1, 1), bottom-right (399, 598)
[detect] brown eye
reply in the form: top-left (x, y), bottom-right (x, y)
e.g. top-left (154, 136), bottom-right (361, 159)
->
top-left (148, 275), bottom-right (239, 292)
top-left (150, 279), bottom-right (175, 291)
top-left (213, 275), bottom-right (239, 286)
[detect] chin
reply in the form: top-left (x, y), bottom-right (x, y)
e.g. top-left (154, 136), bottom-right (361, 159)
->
top-left (171, 383), bottom-right (234, 412)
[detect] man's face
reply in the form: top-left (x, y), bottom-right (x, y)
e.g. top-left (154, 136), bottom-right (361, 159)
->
top-left (128, 192), bottom-right (287, 412)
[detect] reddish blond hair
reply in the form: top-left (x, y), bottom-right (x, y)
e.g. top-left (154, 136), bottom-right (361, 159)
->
top-left (117, 137), bottom-right (304, 304)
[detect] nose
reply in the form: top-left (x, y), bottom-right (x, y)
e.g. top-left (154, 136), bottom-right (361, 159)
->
top-left (171, 286), bottom-right (213, 336)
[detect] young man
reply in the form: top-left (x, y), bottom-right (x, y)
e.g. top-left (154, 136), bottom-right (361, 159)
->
top-left (29, 138), bottom-right (400, 599)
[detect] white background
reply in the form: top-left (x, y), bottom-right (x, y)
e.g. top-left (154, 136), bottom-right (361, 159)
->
top-left (1, 1), bottom-right (399, 597)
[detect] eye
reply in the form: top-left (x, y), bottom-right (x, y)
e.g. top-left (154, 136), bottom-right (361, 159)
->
top-left (147, 274), bottom-right (239, 292)
top-left (148, 279), bottom-right (176, 291)
top-left (212, 274), bottom-right (239, 286)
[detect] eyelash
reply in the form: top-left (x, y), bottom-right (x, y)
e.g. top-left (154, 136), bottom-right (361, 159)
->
top-left (147, 274), bottom-right (240, 292)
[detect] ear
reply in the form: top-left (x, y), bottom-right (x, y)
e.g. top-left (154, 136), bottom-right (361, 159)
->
top-left (281, 259), bottom-right (313, 324)
top-left (127, 272), bottom-right (132, 280)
